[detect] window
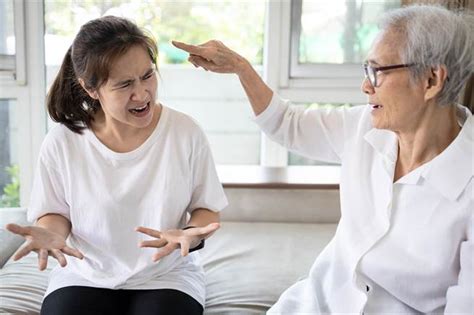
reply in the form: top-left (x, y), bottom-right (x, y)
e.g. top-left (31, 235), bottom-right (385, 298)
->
top-left (44, 0), bottom-right (266, 164)
top-left (0, 0), bottom-right (26, 85)
top-left (0, 2), bottom-right (18, 205)
top-left (290, 0), bottom-right (401, 78)
top-left (0, 0), bottom-right (15, 75)
top-left (0, 100), bottom-right (20, 207)
top-left (0, 1), bottom-right (29, 207)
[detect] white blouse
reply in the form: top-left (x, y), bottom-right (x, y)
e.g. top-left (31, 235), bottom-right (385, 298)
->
top-left (257, 94), bottom-right (473, 314)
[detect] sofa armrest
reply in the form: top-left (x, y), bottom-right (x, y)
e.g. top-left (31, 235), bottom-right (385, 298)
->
top-left (0, 208), bottom-right (28, 268)
top-left (0, 229), bottom-right (24, 268)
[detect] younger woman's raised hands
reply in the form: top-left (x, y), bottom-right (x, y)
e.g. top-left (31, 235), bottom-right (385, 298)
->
top-left (5, 223), bottom-right (84, 271)
top-left (136, 223), bottom-right (220, 261)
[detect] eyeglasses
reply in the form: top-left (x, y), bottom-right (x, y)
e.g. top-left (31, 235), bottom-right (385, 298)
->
top-left (363, 63), bottom-right (415, 88)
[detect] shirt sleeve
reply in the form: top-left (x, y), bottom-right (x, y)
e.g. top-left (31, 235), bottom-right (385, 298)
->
top-left (444, 210), bottom-right (473, 313)
top-left (186, 138), bottom-right (228, 214)
top-left (254, 93), bottom-right (363, 164)
top-left (27, 153), bottom-right (70, 222)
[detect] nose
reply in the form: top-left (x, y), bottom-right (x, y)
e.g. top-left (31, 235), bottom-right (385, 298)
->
top-left (361, 77), bottom-right (375, 95)
top-left (131, 82), bottom-right (148, 101)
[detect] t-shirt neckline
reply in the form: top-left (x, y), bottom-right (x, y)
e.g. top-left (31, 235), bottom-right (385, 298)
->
top-left (84, 105), bottom-right (168, 161)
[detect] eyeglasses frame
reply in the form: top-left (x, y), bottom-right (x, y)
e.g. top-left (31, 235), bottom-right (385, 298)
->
top-left (363, 63), bottom-right (415, 87)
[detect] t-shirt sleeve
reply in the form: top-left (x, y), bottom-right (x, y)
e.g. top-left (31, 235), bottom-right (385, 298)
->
top-left (186, 140), bottom-right (228, 214)
top-left (27, 153), bottom-right (70, 222)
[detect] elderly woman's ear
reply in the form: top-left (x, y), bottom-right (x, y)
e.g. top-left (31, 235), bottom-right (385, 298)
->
top-left (424, 65), bottom-right (449, 104)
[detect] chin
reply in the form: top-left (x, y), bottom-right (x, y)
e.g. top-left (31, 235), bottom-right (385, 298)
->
top-left (371, 117), bottom-right (390, 130)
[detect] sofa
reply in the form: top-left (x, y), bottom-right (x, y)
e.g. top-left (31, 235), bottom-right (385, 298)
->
top-left (0, 187), bottom-right (340, 314)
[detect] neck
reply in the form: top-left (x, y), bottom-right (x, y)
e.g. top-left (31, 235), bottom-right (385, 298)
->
top-left (91, 104), bottom-right (161, 153)
top-left (394, 104), bottom-right (460, 181)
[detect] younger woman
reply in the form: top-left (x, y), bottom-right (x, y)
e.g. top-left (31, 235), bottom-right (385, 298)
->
top-left (7, 16), bottom-right (227, 315)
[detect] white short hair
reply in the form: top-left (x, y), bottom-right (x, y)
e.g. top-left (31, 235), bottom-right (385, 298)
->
top-left (379, 5), bottom-right (473, 106)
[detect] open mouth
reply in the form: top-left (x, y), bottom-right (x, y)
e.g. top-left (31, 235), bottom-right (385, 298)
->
top-left (370, 104), bottom-right (383, 110)
top-left (129, 102), bottom-right (151, 116)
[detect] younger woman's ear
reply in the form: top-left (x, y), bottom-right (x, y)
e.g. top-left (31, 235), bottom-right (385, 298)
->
top-left (424, 65), bottom-right (448, 103)
top-left (78, 78), bottom-right (99, 100)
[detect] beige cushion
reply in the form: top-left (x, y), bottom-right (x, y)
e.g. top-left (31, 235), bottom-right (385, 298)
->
top-left (0, 252), bottom-right (56, 314)
top-left (201, 221), bottom-right (336, 314)
top-left (222, 189), bottom-right (341, 223)
top-left (0, 221), bottom-right (336, 314)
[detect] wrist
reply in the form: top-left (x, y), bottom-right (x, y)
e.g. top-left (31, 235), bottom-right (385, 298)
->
top-left (236, 57), bottom-right (253, 78)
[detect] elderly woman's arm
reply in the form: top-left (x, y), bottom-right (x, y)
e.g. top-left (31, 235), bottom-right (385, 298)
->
top-left (172, 40), bottom-right (273, 116)
top-left (444, 212), bottom-right (473, 313)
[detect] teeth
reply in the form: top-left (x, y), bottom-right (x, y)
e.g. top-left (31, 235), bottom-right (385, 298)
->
top-left (134, 104), bottom-right (147, 110)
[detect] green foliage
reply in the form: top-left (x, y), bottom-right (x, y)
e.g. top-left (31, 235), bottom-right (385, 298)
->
top-left (45, 0), bottom-right (265, 65)
top-left (0, 164), bottom-right (20, 207)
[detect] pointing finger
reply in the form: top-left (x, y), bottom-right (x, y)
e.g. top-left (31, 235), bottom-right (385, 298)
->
top-left (172, 40), bottom-right (200, 54)
top-left (172, 41), bottom-right (214, 60)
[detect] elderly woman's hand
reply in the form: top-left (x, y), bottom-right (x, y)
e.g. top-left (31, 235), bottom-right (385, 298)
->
top-left (136, 223), bottom-right (220, 261)
top-left (172, 40), bottom-right (250, 75)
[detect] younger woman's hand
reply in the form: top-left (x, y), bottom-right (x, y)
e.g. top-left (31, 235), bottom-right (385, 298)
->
top-left (5, 223), bottom-right (84, 271)
top-left (136, 222), bottom-right (220, 261)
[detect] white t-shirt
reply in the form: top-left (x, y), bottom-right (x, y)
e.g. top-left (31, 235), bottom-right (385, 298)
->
top-left (258, 94), bottom-right (473, 314)
top-left (27, 105), bottom-right (228, 306)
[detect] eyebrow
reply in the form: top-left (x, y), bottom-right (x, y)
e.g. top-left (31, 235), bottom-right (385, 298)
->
top-left (112, 67), bottom-right (155, 88)
top-left (366, 59), bottom-right (381, 66)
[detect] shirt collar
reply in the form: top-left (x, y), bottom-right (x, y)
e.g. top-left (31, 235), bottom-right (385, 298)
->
top-left (421, 106), bottom-right (473, 201)
top-left (364, 128), bottom-right (398, 163)
top-left (364, 105), bottom-right (473, 201)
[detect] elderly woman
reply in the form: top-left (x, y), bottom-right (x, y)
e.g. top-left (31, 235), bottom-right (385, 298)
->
top-left (172, 4), bottom-right (473, 314)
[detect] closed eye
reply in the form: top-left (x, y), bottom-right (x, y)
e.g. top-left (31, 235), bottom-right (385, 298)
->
top-left (142, 70), bottom-right (155, 80)
top-left (113, 80), bottom-right (133, 90)
top-left (119, 82), bottom-right (132, 88)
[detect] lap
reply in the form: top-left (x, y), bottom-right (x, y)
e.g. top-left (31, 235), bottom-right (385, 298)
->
top-left (41, 286), bottom-right (203, 315)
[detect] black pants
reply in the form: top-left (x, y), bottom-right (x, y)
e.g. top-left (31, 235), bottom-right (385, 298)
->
top-left (41, 286), bottom-right (203, 315)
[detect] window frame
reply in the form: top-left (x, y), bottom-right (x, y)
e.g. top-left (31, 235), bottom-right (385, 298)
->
top-left (0, 0), bottom-right (47, 207)
top-left (289, 0), bottom-right (364, 80)
top-left (268, 0), bottom-right (367, 105)
top-left (0, 0), bottom-right (26, 85)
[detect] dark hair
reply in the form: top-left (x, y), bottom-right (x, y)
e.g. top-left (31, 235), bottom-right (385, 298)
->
top-left (47, 16), bottom-right (158, 134)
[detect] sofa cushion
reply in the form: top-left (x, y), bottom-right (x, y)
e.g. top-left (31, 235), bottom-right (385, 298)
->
top-left (222, 188), bottom-right (341, 223)
top-left (201, 221), bottom-right (336, 314)
top-left (0, 252), bottom-right (56, 314)
top-left (0, 221), bottom-right (336, 314)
